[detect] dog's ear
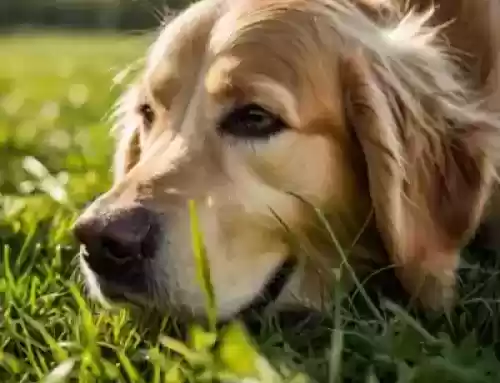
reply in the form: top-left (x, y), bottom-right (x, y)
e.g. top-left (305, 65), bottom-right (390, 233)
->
top-left (341, 13), bottom-right (498, 310)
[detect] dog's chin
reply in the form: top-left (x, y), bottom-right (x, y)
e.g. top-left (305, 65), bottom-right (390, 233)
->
top-left (79, 257), bottom-right (203, 320)
top-left (79, 255), bottom-right (297, 323)
top-left (79, 257), bottom-right (150, 308)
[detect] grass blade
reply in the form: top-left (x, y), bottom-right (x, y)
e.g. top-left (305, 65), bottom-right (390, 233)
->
top-left (188, 200), bottom-right (216, 332)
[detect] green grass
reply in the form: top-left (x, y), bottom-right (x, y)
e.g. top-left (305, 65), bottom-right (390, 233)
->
top-left (2, 32), bottom-right (500, 383)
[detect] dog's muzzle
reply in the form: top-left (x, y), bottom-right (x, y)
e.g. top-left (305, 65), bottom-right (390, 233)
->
top-left (73, 205), bottom-right (160, 291)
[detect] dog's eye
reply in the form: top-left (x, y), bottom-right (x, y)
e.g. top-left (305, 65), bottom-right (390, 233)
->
top-left (138, 103), bottom-right (155, 127)
top-left (219, 104), bottom-right (286, 139)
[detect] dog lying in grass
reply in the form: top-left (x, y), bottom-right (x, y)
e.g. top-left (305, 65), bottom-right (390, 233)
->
top-left (73, 0), bottom-right (500, 321)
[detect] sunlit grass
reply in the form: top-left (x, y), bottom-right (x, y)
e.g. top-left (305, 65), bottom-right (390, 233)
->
top-left (2, 33), bottom-right (500, 382)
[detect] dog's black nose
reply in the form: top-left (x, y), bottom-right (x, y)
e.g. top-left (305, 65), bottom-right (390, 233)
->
top-left (73, 205), bottom-right (159, 281)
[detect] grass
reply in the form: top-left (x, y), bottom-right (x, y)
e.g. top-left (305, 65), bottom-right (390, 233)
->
top-left (2, 32), bottom-right (500, 383)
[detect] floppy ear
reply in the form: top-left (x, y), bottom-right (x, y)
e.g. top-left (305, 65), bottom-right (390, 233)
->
top-left (342, 13), bottom-right (498, 310)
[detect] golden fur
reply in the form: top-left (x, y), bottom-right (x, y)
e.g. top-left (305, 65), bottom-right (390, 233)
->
top-left (75, 0), bottom-right (500, 319)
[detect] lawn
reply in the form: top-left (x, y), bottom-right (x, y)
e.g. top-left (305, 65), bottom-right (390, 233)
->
top-left (2, 33), bottom-right (500, 383)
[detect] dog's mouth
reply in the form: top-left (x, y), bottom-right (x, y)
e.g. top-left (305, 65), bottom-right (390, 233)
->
top-left (80, 243), bottom-right (298, 320)
top-left (79, 246), bottom-right (149, 294)
top-left (80, 261), bottom-right (157, 314)
top-left (236, 256), bottom-right (297, 317)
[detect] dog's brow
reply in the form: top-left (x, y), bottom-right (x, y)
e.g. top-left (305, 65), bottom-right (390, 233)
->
top-left (205, 56), bottom-right (242, 100)
top-left (147, 71), bottom-right (182, 109)
top-left (141, 0), bottom-right (222, 108)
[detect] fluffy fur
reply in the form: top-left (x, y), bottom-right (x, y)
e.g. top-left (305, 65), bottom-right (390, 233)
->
top-left (75, 0), bottom-right (500, 319)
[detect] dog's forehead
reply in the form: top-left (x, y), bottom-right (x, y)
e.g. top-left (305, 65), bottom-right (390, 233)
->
top-left (142, 0), bottom-right (222, 102)
top-left (206, 0), bottom-right (345, 128)
top-left (210, 0), bottom-right (315, 50)
top-left (139, 0), bottom-right (344, 130)
top-left (145, 0), bottom-right (322, 77)
top-left (207, 0), bottom-right (347, 84)
top-left (147, 1), bottom-right (221, 66)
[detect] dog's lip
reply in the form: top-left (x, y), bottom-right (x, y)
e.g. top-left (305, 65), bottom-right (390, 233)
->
top-left (94, 273), bottom-right (149, 299)
top-left (80, 245), bottom-right (131, 265)
top-left (79, 243), bottom-right (147, 273)
top-left (80, 250), bottom-right (149, 292)
top-left (79, 241), bottom-right (148, 265)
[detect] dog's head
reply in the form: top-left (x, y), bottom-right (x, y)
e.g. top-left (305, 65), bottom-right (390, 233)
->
top-left (73, 0), bottom-right (500, 320)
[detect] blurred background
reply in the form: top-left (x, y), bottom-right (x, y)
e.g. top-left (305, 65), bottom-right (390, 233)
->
top-left (0, 1), bottom-right (190, 221)
top-left (0, 0), bottom-right (187, 31)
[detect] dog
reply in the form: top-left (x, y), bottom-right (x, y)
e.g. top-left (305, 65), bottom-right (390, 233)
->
top-left (73, 0), bottom-right (500, 321)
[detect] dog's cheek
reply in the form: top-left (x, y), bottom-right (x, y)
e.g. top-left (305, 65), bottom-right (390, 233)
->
top-left (202, 214), bottom-right (290, 317)
top-left (245, 132), bottom-right (340, 207)
top-left (152, 207), bottom-right (290, 317)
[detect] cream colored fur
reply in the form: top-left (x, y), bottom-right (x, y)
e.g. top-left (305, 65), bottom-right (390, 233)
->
top-left (77, 0), bottom-right (500, 319)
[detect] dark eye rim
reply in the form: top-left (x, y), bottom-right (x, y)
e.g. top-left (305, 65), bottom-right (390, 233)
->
top-left (218, 103), bottom-right (287, 139)
top-left (138, 103), bottom-right (155, 126)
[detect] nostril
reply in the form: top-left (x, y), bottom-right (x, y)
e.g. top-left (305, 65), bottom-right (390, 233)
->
top-left (74, 205), bottom-right (159, 266)
top-left (100, 235), bottom-right (140, 263)
top-left (73, 219), bottom-right (102, 253)
top-left (140, 224), bottom-right (158, 260)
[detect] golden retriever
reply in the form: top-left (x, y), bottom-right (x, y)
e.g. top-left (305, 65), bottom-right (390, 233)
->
top-left (73, 0), bottom-right (500, 320)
